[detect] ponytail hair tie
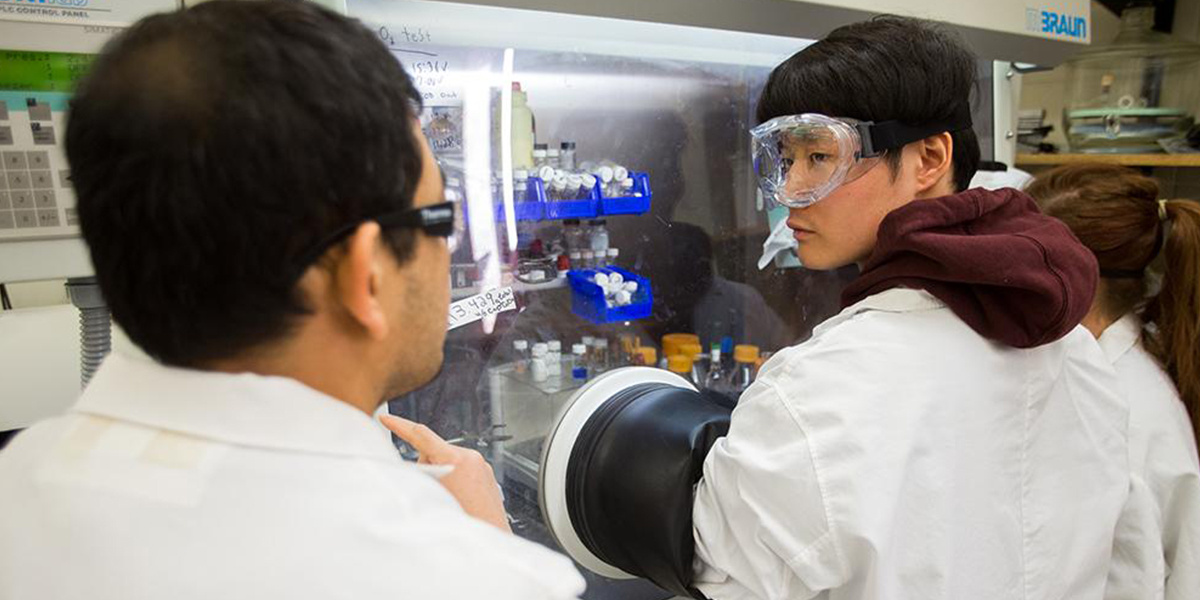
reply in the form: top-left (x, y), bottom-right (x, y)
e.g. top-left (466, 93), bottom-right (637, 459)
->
top-left (1159, 199), bottom-right (1169, 221)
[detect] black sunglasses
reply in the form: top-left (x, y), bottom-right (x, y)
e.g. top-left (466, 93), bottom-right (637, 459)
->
top-left (292, 201), bottom-right (456, 275)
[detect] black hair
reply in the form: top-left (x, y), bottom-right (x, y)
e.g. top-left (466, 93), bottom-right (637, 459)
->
top-left (66, 0), bottom-right (425, 367)
top-left (757, 15), bottom-right (980, 192)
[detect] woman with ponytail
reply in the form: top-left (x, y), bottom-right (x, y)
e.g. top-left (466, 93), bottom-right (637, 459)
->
top-left (1027, 163), bottom-right (1199, 600)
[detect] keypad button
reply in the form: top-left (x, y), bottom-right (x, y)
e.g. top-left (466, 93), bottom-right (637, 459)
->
top-left (37, 210), bottom-right (60, 227)
top-left (31, 124), bottom-right (55, 145)
top-left (27, 151), bottom-right (49, 169)
top-left (0, 191), bottom-right (8, 209)
top-left (7, 171), bottom-right (30, 190)
top-left (34, 190), bottom-right (56, 209)
top-left (14, 210), bottom-right (37, 228)
top-left (11, 191), bottom-right (32, 209)
top-left (0, 211), bottom-right (13, 229)
top-left (31, 170), bottom-right (52, 189)
top-left (59, 169), bottom-right (72, 187)
top-left (0, 126), bottom-right (11, 146)
top-left (66, 207), bottom-right (79, 226)
top-left (3, 151), bottom-right (26, 170)
top-left (28, 103), bottom-right (52, 122)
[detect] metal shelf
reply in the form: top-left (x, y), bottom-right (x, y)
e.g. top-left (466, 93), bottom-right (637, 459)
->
top-left (1016, 153), bottom-right (1200, 168)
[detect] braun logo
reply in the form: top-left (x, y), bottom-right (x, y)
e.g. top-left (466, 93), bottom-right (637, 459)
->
top-left (1026, 7), bottom-right (1088, 39)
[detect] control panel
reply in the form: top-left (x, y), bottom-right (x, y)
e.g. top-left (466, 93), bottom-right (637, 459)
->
top-left (0, 50), bottom-right (93, 242)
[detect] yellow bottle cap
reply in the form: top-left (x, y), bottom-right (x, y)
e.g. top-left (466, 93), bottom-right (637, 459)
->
top-left (679, 342), bottom-right (703, 360)
top-left (734, 344), bottom-right (760, 363)
top-left (636, 347), bottom-right (657, 365)
top-left (662, 333), bottom-right (699, 358)
top-left (666, 354), bottom-right (692, 374)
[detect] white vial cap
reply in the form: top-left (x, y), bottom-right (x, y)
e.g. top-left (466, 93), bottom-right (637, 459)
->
top-left (537, 165), bottom-right (555, 180)
top-left (569, 251), bottom-right (581, 259)
top-left (613, 165), bottom-right (629, 181)
top-left (514, 169), bottom-right (529, 179)
top-left (621, 178), bottom-right (634, 188)
top-left (596, 338), bottom-right (609, 348)
top-left (548, 340), bottom-right (562, 351)
top-left (607, 248), bottom-right (619, 258)
top-left (615, 290), bottom-right (633, 305)
top-left (583, 250), bottom-right (594, 259)
top-left (581, 336), bottom-right (595, 345)
top-left (595, 166), bottom-right (614, 183)
top-left (568, 175), bottom-right (583, 187)
top-left (594, 273), bottom-right (610, 286)
top-left (533, 149), bottom-right (547, 158)
top-left (532, 343), bottom-right (548, 356)
top-left (513, 340), bottom-right (528, 350)
top-left (582, 174), bottom-right (597, 188)
top-left (547, 148), bottom-right (560, 157)
top-left (573, 343), bottom-right (587, 355)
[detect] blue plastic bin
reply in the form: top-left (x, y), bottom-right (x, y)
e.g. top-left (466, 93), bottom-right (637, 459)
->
top-left (567, 267), bottom-right (653, 324)
top-left (494, 176), bottom-right (547, 222)
top-left (599, 172), bottom-right (653, 216)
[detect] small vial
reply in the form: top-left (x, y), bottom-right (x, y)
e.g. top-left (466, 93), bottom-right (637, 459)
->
top-left (594, 338), bottom-right (610, 372)
top-left (537, 165), bottom-right (556, 184)
top-left (607, 248), bottom-right (619, 267)
top-left (513, 339), bottom-right (530, 374)
top-left (567, 175), bottom-right (583, 199)
top-left (552, 177), bottom-right (569, 202)
top-left (581, 250), bottom-right (595, 269)
top-left (560, 142), bottom-right (577, 171)
top-left (593, 165), bottom-right (614, 188)
top-left (619, 178), bottom-right (635, 198)
top-left (546, 147), bottom-right (561, 169)
top-left (514, 169), bottom-right (529, 201)
top-left (581, 174), bottom-right (598, 195)
top-left (533, 144), bottom-right (548, 168)
top-left (573, 342), bottom-right (589, 373)
top-left (531, 344), bottom-right (549, 383)
top-left (547, 340), bottom-right (563, 376)
top-left (569, 251), bottom-right (581, 271)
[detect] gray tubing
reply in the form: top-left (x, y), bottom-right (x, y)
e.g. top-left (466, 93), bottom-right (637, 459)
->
top-left (78, 305), bottom-right (111, 387)
top-left (66, 279), bottom-right (111, 388)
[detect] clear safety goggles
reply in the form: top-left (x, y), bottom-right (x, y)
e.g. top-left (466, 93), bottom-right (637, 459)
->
top-left (751, 112), bottom-right (970, 209)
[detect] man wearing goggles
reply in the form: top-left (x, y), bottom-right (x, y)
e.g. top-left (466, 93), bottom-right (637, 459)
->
top-left (688, 15), bottom-right (1132, 600)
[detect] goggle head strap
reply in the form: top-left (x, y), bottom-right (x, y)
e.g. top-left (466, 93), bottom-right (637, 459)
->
top-left (855, 109), bottom-right (974, 159)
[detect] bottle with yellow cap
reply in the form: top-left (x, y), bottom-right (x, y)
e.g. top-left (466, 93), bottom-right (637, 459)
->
top-left (732, 344), bottom-right (761, 393)
top-left (632, 346), bottom-right (658, 367)
top-left (661, 333), bottom-right (700, 361)
top-left (665, 354), bottom-right (693, 381)
top-left (678, 342), bottom-right (707, 387)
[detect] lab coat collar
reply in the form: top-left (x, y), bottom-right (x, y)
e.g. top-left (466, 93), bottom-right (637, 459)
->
top-left (73, 352), bottom-right (399, 461)
top-left (1097, 313), bottom-right (1142, 365)
top-left (814, 288), bottom-right (944, 337)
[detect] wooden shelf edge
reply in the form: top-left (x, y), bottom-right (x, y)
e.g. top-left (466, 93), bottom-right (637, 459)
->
top-left (1016, 153), bottom-right (1200, 168)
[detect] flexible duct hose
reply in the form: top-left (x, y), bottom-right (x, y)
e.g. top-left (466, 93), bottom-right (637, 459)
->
top-left (66, 279), bottom-right (111, 388)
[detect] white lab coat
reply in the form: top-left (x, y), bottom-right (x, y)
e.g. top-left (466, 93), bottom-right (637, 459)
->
top-left (1099, 314), bottom-right (1200, 600)
top-left (0, 352), bottom-right (584, 600)
top-left (692, 288), bottom-right (1130, 600)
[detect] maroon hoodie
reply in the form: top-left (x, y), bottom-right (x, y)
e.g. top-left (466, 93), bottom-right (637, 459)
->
top-left (841, 187), bottom-right (1097, 349)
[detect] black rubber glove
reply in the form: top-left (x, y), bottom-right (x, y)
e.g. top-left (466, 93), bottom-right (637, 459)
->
top-left (566, 383), bottom-right (732, 598)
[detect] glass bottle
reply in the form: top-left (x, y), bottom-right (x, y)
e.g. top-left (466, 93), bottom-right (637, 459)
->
top-left (732, 344), bottom-right (761, 393)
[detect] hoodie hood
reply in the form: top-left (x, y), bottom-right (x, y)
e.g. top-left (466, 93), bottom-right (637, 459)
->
top-left (841, 187), bottom-right (1097, 348)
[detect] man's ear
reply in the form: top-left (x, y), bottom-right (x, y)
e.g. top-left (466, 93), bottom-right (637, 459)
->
top-left (332, 221), bottom-right (390, 340)
top-left (913, 131), bottom-right (955, 195)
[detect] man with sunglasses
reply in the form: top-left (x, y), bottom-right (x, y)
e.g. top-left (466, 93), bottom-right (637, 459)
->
top-left (0, 2), bottom-right (583, 599)
top-left (687, 16), bottom-right (1131, 600)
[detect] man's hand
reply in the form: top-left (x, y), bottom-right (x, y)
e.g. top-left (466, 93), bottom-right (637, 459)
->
top-left (380, 414), bottom-right (512, 533)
